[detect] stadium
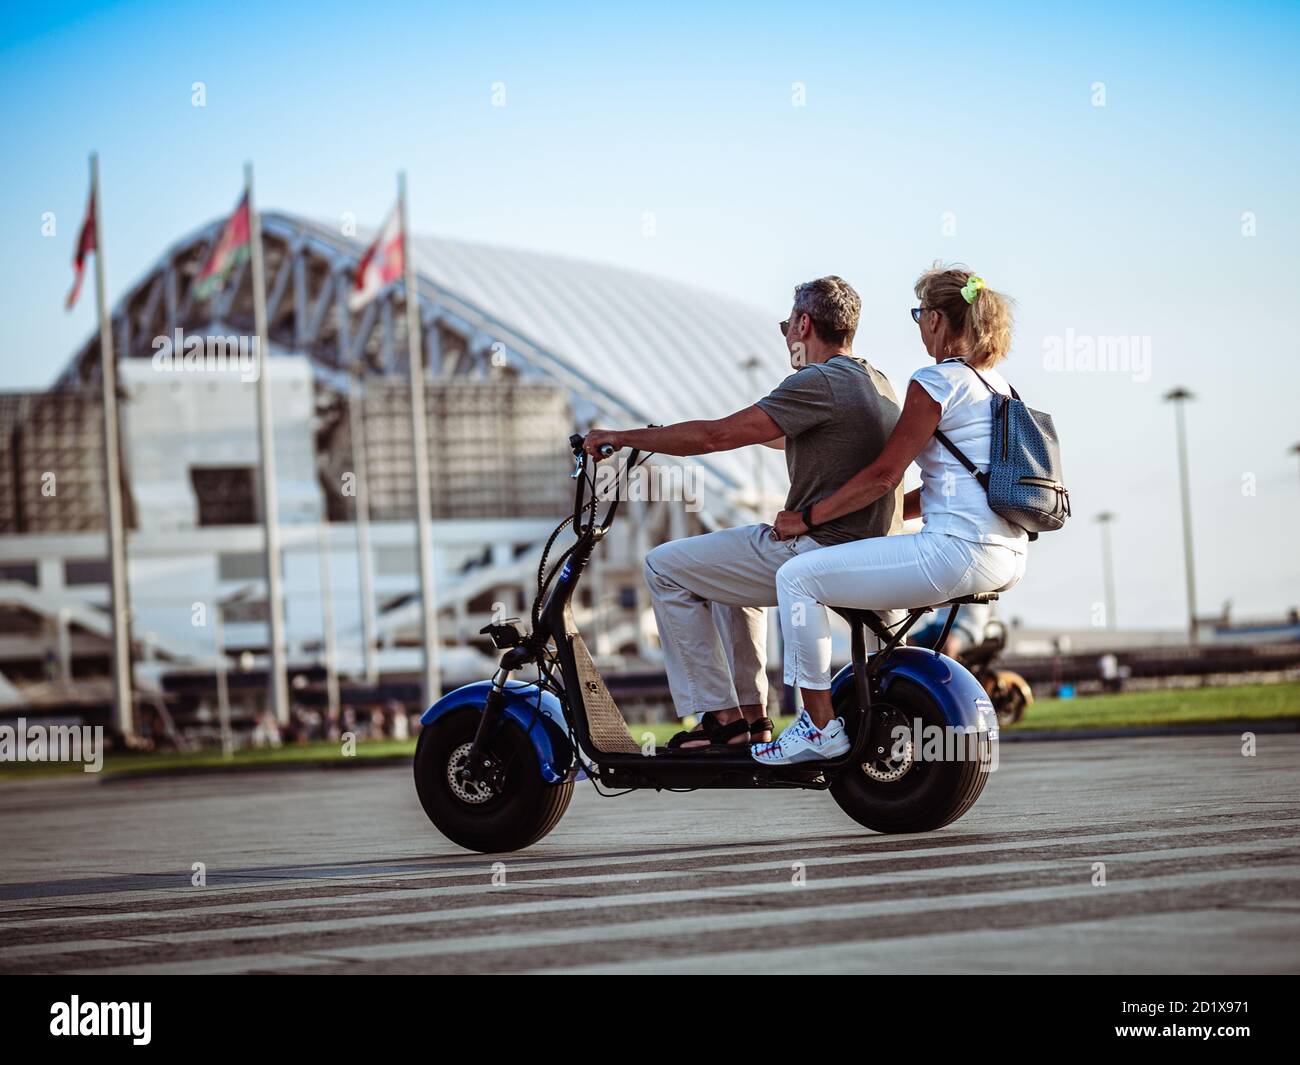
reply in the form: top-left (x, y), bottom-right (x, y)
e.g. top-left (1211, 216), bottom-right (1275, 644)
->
top-left (0, 210), bottom-right (793, 742)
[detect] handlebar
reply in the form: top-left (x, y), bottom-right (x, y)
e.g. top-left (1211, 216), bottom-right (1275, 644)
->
top-left (568, 433), bottom-right (640, 537)
top-left (569, 432), bottom-right (613, 462)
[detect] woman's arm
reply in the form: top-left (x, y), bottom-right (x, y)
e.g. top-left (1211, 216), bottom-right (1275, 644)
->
top-left (759, 436), bottom-right (786, 451)
top-left (773, 380), bottom-right (940, 537)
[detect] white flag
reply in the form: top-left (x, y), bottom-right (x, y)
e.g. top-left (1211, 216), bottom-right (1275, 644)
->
top-left (349, 204), bottom-right (404, 312)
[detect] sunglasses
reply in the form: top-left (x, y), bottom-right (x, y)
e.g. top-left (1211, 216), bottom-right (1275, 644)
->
top-left (780, 312), bottom-right (832, 337)
top-left (911, 306), bottom-right (937, 324)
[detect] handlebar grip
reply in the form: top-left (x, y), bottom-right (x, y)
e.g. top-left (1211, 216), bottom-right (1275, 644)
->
top-left (598, 443), bottom-right (614, 458)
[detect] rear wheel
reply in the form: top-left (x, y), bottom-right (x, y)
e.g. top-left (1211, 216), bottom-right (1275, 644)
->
top-left (414, 707), bottom-right (573, 853)
top-left (830, 677), bottom-right (993, 833)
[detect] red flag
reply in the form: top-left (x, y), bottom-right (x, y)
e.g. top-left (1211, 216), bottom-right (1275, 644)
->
top-left (349, 203), bottom-right (404, 311)
top-left (195, 193), bottom-right (251, 299)
top-left (65, 188), bottom-right (96, 311)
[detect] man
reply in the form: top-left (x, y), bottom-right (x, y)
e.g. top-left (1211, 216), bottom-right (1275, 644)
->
top-left (583, 276), bottom-right (902, 750)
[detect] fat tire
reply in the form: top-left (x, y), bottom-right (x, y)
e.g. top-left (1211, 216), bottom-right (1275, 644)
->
top-left (414, 707), bottom-right (573, 853)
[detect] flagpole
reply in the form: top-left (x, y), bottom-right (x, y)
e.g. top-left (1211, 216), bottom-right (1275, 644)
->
top-left (349, 367), bottom-right (378, 686)
top-left (399, 172), bottom-right (441, 707)
top-left (318, 522), bottom-right (341, 731)
top-left (89, 152), bottom-right (135, 740)
top-left (246, 162), bottom-right (291, 727)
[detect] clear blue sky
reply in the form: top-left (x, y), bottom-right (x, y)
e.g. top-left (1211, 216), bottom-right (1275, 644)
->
top-left (1, 0), bottom-right (1298, 631)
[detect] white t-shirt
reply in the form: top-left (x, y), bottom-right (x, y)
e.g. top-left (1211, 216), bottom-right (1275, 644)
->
top-left (910, 358), bottom-right (1029, 552)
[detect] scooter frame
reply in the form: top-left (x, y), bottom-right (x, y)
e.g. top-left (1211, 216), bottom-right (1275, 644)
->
top-left (422, 438), bottom-right (999, 796)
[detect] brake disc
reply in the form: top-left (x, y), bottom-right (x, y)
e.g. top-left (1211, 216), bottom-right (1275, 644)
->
top-left (862, 704), bottom-right (915, 783)
top-left (447, 742), bottom-right (498, 804)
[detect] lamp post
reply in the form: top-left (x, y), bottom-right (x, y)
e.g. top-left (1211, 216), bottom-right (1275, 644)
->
top-left (1095, 511), bottom-right (1117, 630)
top-left (214, 584), bottom-right (257, 760)
top-left (739, 355), bottom-right (766, 512)
top-left (1163, 388), bottom-right (1198, 644)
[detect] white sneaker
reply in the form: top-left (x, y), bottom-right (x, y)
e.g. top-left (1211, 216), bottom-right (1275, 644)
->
top-left (751, 710), bottom-right (849, 765)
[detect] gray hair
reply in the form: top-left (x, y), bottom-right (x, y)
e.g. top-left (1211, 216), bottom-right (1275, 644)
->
top-left (792, 276), bottom-right (860, 344)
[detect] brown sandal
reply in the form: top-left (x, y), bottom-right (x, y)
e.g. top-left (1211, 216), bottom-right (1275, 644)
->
top-left (666, 711), bottom-right (751, 751)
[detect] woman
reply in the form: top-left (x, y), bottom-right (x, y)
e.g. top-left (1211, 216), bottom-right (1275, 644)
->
top-left (754, 264), bottom-right (1029, 765)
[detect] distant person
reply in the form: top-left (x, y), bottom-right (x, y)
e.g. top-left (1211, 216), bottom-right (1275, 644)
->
top-left (583, 276), bottom-right (903, 750)
top-left (762, 265), bottom-right (1029, 764)
top-left (1098, 653), bottom-right (1126, 693)
top-left (910, 601), bottom-right (993, 657)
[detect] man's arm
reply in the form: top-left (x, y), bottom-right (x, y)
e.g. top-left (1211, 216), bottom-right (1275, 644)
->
top-left (583, 405), bottom-right (782, 458)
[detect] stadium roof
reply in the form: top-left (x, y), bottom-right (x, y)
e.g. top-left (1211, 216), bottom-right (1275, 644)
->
top-left (403, 231), bottom-right (790, 446)
top-left (63, 211), bottom-right (794, 511)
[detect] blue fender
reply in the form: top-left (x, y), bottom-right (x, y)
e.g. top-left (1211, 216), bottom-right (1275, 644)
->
top-left (420, 681), bottom-right (576, 783)
top-left (830, 646), bottom-right (998, 739)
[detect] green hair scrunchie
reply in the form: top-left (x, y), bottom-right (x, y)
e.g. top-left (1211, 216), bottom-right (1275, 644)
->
top-left (960, 275), bottom-right (986, 304)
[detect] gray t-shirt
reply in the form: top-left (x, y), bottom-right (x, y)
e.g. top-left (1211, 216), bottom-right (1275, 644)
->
top-left (756, 354), bottom-right (903, 546)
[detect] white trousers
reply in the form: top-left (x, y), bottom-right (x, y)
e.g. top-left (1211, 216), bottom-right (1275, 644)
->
top-left (776, 531), bottom-right (1027, 689)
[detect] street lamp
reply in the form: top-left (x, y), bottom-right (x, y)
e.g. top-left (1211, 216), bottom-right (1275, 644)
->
top-left (1095, 512), bottom-right (1117, 630)
top-left (1163, 388), bottom-right (1198, 644)
top-left (739, 355), bottom-right (766, 511)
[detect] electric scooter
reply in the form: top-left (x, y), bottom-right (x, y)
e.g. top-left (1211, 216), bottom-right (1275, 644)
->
top-left (413, 435), bottom-right (1001, 853)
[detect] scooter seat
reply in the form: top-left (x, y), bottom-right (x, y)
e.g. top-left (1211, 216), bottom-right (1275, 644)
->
top-left (831, 592), bottom-right (998, 627)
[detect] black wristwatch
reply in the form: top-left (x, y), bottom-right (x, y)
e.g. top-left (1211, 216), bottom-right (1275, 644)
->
top-left (800, 503), bottom-right (820, 530)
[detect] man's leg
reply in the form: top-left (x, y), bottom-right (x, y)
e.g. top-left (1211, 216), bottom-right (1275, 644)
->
top-left (645, 525), bottom-right (818, 745)
top-left (644, 538), bottom-right (742, 723)
top-left (711, 603), bottom-right (771, 741)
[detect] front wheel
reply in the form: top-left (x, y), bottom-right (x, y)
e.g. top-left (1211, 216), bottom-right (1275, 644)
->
top-left (830, 677), bottom-right (993, 833)
top-left (414, 707), bottom-right (573, 853)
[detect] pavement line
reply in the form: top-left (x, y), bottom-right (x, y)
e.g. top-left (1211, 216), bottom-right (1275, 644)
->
top-left (7, 814), bottom-right (1297, 921)
top-left (4, 831), bottom-right (1299, 939)
top-left (68, 864), bottom-right (1300, 974)
top-left (525, 907), bottom-right (1300, 975)
top-left (9, 838), bottom-right (1295, 961)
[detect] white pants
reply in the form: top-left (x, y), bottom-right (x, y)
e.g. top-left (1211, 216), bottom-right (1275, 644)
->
top-left (776, 531), bottom-right (1027, 689)
top-left (644, 524), bottom-right (823, 718)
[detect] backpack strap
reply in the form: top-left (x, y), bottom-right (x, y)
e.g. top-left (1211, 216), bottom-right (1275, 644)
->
top-left (933, 429), bottom-right (989, 489)
top-left (947, 357), bottom-right (1020, 402)
top-left (932, 360), bottom-right (1037, 539)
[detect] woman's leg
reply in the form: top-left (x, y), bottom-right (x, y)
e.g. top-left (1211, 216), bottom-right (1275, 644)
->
top-left (775, 533), bottom-right (976, 724)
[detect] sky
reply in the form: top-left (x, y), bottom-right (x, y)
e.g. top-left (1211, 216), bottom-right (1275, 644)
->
top-left (0, 0), bottom-right (1298, 632)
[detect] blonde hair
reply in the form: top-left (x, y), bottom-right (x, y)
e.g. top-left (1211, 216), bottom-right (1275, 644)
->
top-left (913, 263), bottom-right (1015, 368)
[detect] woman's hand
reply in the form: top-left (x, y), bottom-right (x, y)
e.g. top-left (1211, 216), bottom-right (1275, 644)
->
top-left (772, 509), bottom-right (808, 540)
top-left (583, 429), bottom-right (622, 460)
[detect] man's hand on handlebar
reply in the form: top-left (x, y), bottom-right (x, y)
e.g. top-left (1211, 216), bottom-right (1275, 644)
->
top-left (582, 429), bottom-right (623, 460)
